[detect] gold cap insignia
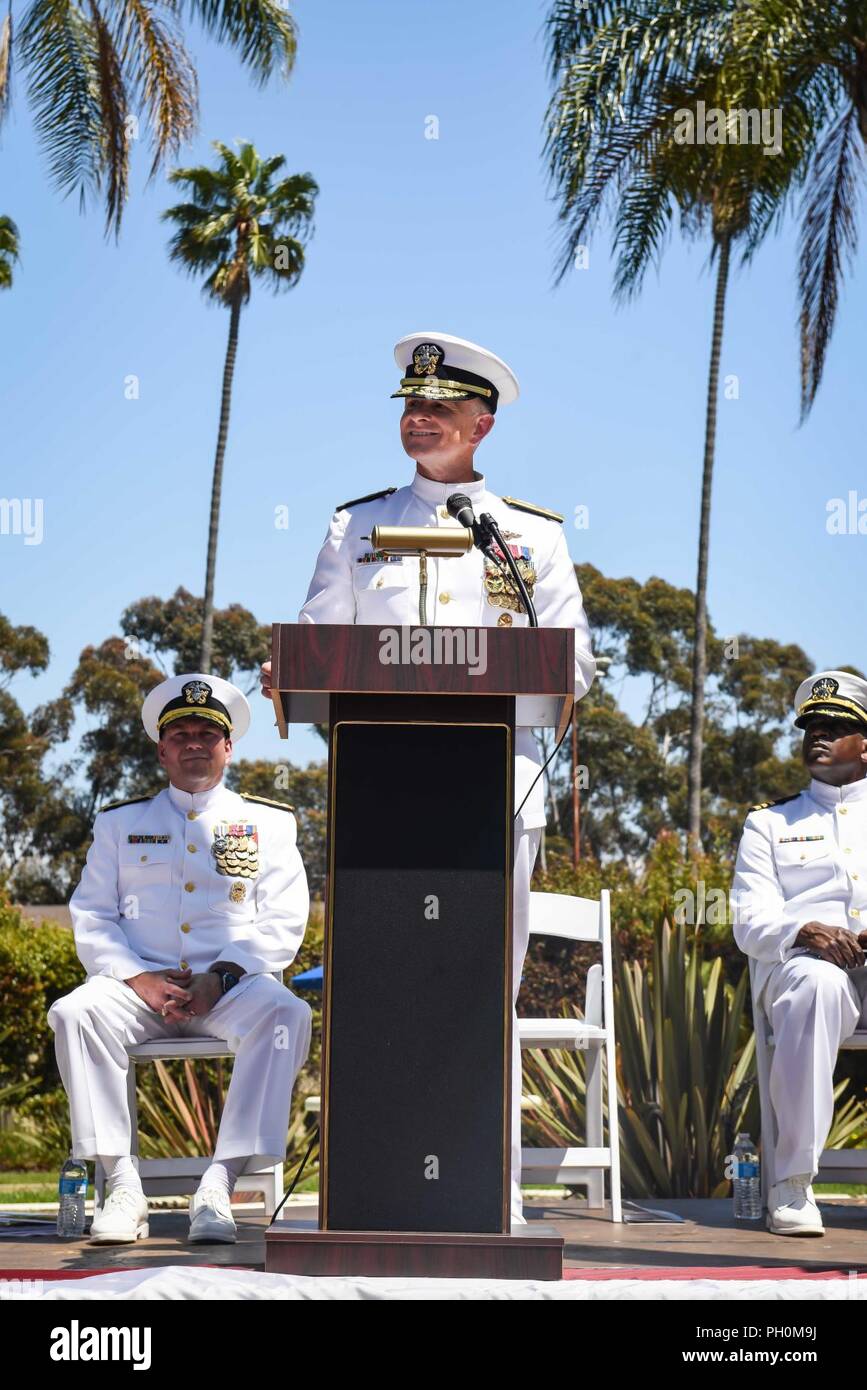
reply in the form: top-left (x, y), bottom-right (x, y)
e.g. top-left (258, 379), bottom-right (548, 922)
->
top-left (183, 680), bottom-right (212, 706)
top-left (412, 342), bottom-right (443, 376)
top-left (812, 677), bottom-right (839, 700)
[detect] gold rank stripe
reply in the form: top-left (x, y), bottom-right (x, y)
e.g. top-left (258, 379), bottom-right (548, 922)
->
top-left (398, 375), bottom-right (493, 398)
top-left (797, 695), bottom-right (867, 721)
top-left (158, 707), bottom-right (232, 733)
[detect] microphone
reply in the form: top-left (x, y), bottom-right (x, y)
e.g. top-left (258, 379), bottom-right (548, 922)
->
top-left (446, 493), bottom-right (538, 627)
top-left (446, 493), bottom-right (478, 532)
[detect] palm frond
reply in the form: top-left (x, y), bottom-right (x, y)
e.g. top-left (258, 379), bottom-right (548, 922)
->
top-left (0, 6), bottom-right (12, 128)
top-left (611, 159), bottom-right (676, 298)
top-left (184, 0), bottom-right (296, 84)
top-left (87, 0), bottom-right (129, 237)
top-left (117, 0), bottom-right (198, 180)
top-left (798, 104), bottom-right (862, 417)
top-left (19, 0), bottom-right (103, 210)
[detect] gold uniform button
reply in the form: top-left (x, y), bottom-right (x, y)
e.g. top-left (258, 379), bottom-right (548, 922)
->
top-left (840, 808), bottom-right (848, 815)
top-left (439, 507), bottom-right (449, 520)
top-left (439, 592), bottom-right (451, 604)
top-left (140, 854), bottom-right (148, 863)
top-left (845, 847), bottom-right (852, 854)
top-left (854, 874), bottom-right (860, 881)
top-left (180, 923), bottom-right (191, 934)
top-left (497, 612), bottom-right (513, 627)
top-left (375, 577), bottom-right (384, 588)
top-left (851, 908), bottom-right (860, 918)
top-left (179, 960), bottom-right (189, 970)
top-left (184, 882), bottom-right (195, 893)
top-left (187, 811), bottom-right (198, 821)
top-left (187, 844), bottom-right (196, 853)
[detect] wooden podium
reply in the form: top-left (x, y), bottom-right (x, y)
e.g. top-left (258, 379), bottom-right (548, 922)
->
top-left (264, 623), bottom-right (574, 1279)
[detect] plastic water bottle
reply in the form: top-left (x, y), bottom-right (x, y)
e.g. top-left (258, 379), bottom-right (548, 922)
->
top-left (57, 1156), bottom-right (88, 1238)
top-left (732, 1132), bottom-right (762, 1220)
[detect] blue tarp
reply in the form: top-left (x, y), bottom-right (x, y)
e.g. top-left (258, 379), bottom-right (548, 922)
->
top-left (293, 964), bottom-right (323, 990)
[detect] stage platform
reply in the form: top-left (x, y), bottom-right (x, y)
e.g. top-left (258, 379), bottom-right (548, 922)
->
top-left (5, 1195), bottom-right (867, 1280)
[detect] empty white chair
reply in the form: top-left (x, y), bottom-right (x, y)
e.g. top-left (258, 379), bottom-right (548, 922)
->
top-left (520, 889), bottom-right (622, 1222)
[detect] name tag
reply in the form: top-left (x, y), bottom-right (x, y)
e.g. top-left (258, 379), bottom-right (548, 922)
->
top-left (127, 834), bottom-right (171, 844)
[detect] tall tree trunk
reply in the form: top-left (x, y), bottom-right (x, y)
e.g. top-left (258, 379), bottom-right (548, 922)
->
top-left (199, 296), bottom-right (242, 673)
top-left (687, 232), bottom-right (731, 852)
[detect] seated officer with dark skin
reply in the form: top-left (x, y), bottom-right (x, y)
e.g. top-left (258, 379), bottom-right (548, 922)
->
top-left (795, 713), bottom-right (867, 967)
top-left (732, 670), bottom-right (867, 1235)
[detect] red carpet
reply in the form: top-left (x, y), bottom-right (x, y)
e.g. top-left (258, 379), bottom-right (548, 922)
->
top-left (0, 1264), bottom-right (244, 1280)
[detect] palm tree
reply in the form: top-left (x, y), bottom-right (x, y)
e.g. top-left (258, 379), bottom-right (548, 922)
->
top-left (544, 1), bottom-right (805, 850)
top-left (1, 0), bottom-right (297, 234)
top-left (0, 215), bottom-right (19, 288)
top-left (721, 1), bottom-right (867, 417)
top-left (163, 141), bottom-right (317, 673)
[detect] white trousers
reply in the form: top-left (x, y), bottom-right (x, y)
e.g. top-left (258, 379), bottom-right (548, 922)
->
top-left (763, 954), bottom-right (867, 1183)
top-left (47, 972), bottom-right (313, 1169)
top-left (510, 825), bottom-right (542, 1225)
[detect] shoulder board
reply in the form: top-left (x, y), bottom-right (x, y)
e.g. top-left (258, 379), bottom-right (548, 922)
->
top-left (749, 793), bottom-right (801, 813)
top-left (240, 793), bottom-right (295, 813)
top-left (98, 795), bottom-right (154, 814)
top-left (337, 486), bottom-right (397, 512)
top-left (502, 496), bottom-right (564, 523)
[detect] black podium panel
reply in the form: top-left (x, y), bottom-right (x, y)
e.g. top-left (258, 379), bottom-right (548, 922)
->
top-left (323, 720), bottom-right (512, 1233)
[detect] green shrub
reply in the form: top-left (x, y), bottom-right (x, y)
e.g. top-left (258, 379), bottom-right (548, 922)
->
top-left (0, 892), bottom-right (84, 1091)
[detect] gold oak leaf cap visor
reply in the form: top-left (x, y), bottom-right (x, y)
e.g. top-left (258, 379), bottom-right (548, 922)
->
top-left (142, 672), bottom-right (252, 743)
top-left (793, 670), bottom-right (867, 731)
top-left (391, 332), bottom-right (519, 412)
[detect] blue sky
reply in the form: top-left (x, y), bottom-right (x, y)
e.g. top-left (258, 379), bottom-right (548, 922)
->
top-left (2, 0), bottom-right (865, 773)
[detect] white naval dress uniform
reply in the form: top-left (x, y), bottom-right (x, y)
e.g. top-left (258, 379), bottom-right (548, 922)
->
top-left (732, 777), bottom-right (867, 1182)
top-left (300, 468), bottom-right (596, 1221)
top-left (48, 780), bottom-right (312, 1169)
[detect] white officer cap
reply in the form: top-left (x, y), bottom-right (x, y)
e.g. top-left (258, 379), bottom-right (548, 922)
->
top-left (793, 670), bottom-right (867, 731)
top-left (141, 673), bottom-right (251, 743)
top-left (391, 332), bottom-right (519, 412)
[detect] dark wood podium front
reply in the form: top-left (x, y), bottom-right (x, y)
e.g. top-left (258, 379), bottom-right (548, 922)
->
top-left (264, 624), bottom-right (573, 1279)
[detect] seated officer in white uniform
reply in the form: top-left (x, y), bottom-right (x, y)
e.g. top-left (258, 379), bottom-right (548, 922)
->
top-left (48, 674), bottom-right (312, 1245)
top-left (732, 670), bottom-right (867, 1236)
top-left (261, 332), bottom-right (596, 1226)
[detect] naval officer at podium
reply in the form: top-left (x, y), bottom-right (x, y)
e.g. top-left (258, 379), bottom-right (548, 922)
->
top-left (262, 332), bottom-right (596, 1225)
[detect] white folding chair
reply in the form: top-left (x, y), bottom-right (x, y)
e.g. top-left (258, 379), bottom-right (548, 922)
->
top-left (520, 889), bottom-right (622, 1222)
top-left (749, 957), bottom-right (867, 1204)
top-left (93, 973), bottom-right (287, 1217)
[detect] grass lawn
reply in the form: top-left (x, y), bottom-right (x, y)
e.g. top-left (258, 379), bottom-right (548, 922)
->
top-left (2, 1171), bottom-right (864, 1206)
top-left (0, 1169), bottom-right (320, 1204)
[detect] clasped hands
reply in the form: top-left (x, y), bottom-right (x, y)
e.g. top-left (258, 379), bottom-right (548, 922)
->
top-left (126, 968), bottom-right (222, 1022)
top-left (794, 922), bottom-right (867, 970)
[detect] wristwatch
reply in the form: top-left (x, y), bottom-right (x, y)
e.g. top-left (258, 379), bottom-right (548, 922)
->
top-left (212, 969), bottom-right (240, 996)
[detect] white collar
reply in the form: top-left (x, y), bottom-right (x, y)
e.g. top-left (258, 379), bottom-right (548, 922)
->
top-left (168, 780), bottom-right (229, 816)
top-left (807, 776), bottom-right (867, 808)
top-left (410, 469), bottom-right (487, 507)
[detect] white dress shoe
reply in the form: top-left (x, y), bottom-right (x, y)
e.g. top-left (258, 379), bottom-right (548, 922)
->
top-left (767, 1175), bottom-right (824, 1236)
top-left (89, 1185), bottom-right (149, 1243)
top-left (188, 1185), bottom-right (237, 1243)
